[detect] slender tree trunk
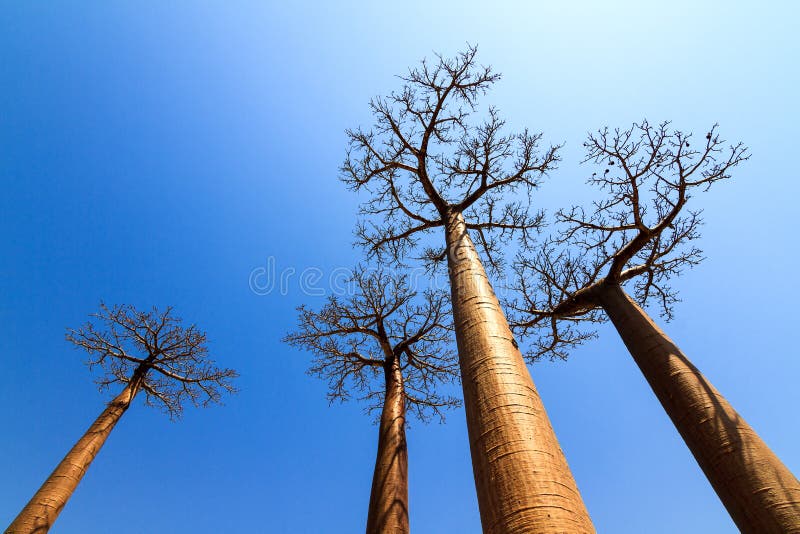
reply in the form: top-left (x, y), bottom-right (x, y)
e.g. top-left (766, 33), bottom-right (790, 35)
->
top-left (444, 211), bottom-right (594, 534)
top-left (597, 282), bottom-right (800, 533)
top-left (6, 383), bottom-right (139, 534)
top-left (366, 357), bottom-right (409, 534)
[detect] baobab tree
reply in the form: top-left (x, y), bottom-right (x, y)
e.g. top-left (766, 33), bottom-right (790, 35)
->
top-left (341, 47), bottom-right (595, 533)
top-left (512, 121), bottom-right (800, 532)
top-left (6, 304), bottom-right (237, 534)
top-left (284, 268), bottom-right (459, 534)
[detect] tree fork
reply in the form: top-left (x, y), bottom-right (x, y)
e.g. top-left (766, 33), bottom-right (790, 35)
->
top-left (445, 211), bottom-right (594, 534)
top-left (598, 283), bottom-right (800, 533)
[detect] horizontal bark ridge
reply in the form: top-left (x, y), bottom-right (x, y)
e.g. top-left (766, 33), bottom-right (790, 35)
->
top-left (445, 212), bottom-right (594, 534)
top-left (599, 284), bottom-right (800, 533)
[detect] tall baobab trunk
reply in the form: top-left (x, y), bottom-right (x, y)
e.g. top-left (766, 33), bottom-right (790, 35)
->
top-left (597, 283), bottom-right (800, 533)
top-left (366, 357), bottom-right (409, 534)
top-left (444, 211), bottom-right (594, 534)
top-left (7, 383), bottom-right (139, 534)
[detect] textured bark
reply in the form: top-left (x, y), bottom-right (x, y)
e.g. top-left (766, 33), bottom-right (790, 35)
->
top-left (6, 384), bottom-right (138, 534)
top-left (445, 211), bottom-right (594, 534)
top-left (598, 283), bottom-right (800, 533)
top-left (366, 357), bottom-right (409, 534)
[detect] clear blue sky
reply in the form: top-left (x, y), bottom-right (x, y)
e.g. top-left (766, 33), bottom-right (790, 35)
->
top-left (1, 2), bottom-right (798, 533)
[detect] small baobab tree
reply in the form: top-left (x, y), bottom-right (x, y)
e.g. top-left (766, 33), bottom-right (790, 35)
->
top-left (341, 47), bottom-right (595, 533)
top-left (284, 268), bottom-right (459, 534)
top-left (6, 304), bottom-right (238, 534)
top-left (512, 121), bottom-right (800, 532)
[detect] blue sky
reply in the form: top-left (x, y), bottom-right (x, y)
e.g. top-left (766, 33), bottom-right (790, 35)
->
top-left (1, 2), bottom-right (798, 532)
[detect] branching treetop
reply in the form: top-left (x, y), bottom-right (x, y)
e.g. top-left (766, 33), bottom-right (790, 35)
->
top-left (342, 46), bottom-right (559, 268)
top-left (67, 303), bottom-right (238, 418)
top-left (511, 121), bottom-right (748, 360)
top-left (284, 267), bottom-right (460, 422)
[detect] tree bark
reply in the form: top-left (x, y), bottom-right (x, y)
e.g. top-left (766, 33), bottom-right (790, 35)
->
top-left (6, 383), bottom-right (139, 534)
top-left (597, 282), bottom-right (800, 533)
top-left (444, 211), bottom-right (594, 534)
top-left (366, 357), bottom-right (409, 534)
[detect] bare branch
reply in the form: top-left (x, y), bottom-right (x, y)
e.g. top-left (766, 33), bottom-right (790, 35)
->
top-left (511, 121), bottom-right (747, 360)
top-left (343, 46), bottom-right (556, 266)
top-left (284, 267), bottom-right (460, 422)
top-left (67, 303), bottom-right (238, 419)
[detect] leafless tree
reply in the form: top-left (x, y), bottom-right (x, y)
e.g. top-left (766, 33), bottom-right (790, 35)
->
top-left (284, 268), bottom-right (458, 534)
top-left (7, 304), bottom-right (237, 534)
top-left (512, 121), bottom-right (800, 532)
top-left (343, 46), bottom-right (555, 273)
top-left (513, 120), bottom-right (748, 359)
top-left (341, 46), bottom-right (595, 533)
top-left (70, 303), bottom-right (237, 416)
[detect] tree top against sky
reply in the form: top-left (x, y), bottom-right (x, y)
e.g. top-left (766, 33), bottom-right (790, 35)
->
top-left (284, 267), bottom-right (460, 422)
top-left (67, 303), bottom-right (238, 418)
top-left (511, 120), bottom-right (749, 360)
top-left (342, 46), bottom-right (560, 270)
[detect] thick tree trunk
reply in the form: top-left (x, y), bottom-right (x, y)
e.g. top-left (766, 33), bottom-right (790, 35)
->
top-left (6, 383), bottom-right (139, 534)
top-left (597, 283), bottom-right (800, 533)
top-left (444, 211), bottom-right (594, 534)
top-left (366, 357), bottom-right (409, 534)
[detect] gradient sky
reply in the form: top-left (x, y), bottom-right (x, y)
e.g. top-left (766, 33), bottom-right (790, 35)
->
top-left (1, 2), bottom-right (798, 533)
